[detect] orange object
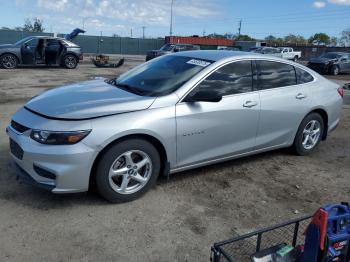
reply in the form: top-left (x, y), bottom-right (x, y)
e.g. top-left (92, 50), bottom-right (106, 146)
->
top-left (310, 208), bottom-right (328, 250)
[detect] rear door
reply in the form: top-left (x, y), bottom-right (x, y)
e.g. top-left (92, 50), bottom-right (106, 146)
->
top-left (255, 60), bottom-right (312, 149)
top-left (176, 60), bottom-right (260, 168)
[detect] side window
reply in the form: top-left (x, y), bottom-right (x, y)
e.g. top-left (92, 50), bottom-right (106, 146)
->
top-left (192, 60), bottom-right (253, 96)
top-left (47, 39), bottom-right (60, 47)
top-left (25, 38), bottom-right (39, 48)
top-left (257, 60), bottom-right (296, 90)
top-left (295, 67), bottom-right (314, 84)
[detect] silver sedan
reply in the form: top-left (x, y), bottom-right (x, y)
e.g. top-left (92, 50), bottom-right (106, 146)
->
top-left (7, 51), bottom-right (343, 202)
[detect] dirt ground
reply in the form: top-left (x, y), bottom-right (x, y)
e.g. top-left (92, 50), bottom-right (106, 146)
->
top-left (0, 60), bottom-right (349, 262)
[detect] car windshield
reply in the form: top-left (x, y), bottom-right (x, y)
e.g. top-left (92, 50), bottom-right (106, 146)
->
top-left (160, 44), bottom-right (175, 51)
top-left (111, 55), bottom-right (213, 97)
top-left (320, 53), bottom-right (342, 59)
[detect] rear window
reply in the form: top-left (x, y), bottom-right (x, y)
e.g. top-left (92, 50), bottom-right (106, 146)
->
top-left (295, 67), bottom-right (314, 84)
top-left (257, 60), bottom-right (297, 90)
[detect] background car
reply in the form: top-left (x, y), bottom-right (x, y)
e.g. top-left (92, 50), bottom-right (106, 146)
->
top-left (145, 43), bottom-right (200, 61)
top-left (0, 36), bottom-right (83, 69)
top-left (278, 47), bottom-right (302, 61)
top-left (307, 52), bottom-right (350, 75)
top-left (217, 46), bottom-right (240, 51)
top-left (7, 51), bottom-right (343, 203)
top-left (251, 47), bottom-right (282, 57)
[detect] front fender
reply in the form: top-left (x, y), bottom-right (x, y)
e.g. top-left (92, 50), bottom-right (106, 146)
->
top-left (85, 107), bottom-right (177, 167)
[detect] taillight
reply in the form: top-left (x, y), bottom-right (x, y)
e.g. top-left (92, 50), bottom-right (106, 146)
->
top-left (337, 87), bottom-right (344, 98)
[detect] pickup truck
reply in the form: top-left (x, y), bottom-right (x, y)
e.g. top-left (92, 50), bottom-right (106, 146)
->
top-left (279, 47), bottom-right (302, 61)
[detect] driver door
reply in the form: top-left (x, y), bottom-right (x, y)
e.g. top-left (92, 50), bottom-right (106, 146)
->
top-left (20, 38), bottom-right (38, 65)
top-left (175, 60), bottom-right (260, 168)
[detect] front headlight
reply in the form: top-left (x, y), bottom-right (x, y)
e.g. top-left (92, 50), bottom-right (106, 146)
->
top-left (30, 130), bottom-right (91, 145)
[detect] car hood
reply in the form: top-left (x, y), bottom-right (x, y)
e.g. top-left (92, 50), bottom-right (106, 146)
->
top-left (0, 44), bottom-right (14, 49)
top-left (25, 79), bottom-right (156, 120)
top-left (309, 57), bottom-right (337, 64)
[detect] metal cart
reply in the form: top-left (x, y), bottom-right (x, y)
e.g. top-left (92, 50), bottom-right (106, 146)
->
top-left (211, 216), bottom-right (312, 262)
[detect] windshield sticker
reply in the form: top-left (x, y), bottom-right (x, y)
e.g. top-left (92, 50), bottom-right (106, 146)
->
top-left (186, 59), bottom-right (211, 67)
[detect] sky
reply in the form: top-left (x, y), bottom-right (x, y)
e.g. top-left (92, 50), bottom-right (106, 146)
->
top-left (1, 0), bottom-right (350, 39)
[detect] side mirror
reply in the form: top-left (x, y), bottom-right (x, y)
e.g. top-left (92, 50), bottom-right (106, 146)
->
top-left (185, 90), bottom-right (222, 103)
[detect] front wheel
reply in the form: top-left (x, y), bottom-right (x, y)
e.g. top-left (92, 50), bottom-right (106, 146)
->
top-left (0, 54), bottom-right (18, 69)
top-left (330, 65), bottom-right (339, 76)
top-left (292, 113), bottom-right (324, 156)
top-left (95, 139), bottom-right (161, 203)
top-left (63, 54), bottom-right (78, 69)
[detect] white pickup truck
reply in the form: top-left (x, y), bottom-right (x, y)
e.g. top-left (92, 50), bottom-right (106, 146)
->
top-left (279, 47), bottom-right (302, 61)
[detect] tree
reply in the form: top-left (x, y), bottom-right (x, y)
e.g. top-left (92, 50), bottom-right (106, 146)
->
top-left (23, 18), bottom-right (44, 32)
top-left (308, 33), bottom-right (330, 45)
top-left (23, 18), bottom-right (33, 32)
top-left (235, 34), bottom-right (255, 41)
top-left (330, 37), bottom-right (338, 47)
top-left (339, 28), bottom-right (350, 47)
top-left (1, 26), bottom-right (11, 30)
top-left (33, 18), bottom-right (44, 32)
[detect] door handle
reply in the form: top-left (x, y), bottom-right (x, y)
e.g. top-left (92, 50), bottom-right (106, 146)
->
top-left (243, 101), bottom-right (258, 108)
top-left (295, 93), bottom-right (307, 100)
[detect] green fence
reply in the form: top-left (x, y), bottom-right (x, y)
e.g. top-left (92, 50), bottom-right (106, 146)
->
top-left (0, 30), bottom-right (165, 55)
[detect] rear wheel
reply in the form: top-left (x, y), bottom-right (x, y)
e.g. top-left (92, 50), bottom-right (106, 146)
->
top-left (95, 139), bottom-right (161, 203)
top-left (0, 54), bottom-right (18, 69)
top-left (330, 65), bottom-right (339, 76)
top-left (63, 54), bottom-right (78, 69)
top-left (292, 113), bottom-right (324, 156)
top-left (293, 55), bottom-right (298, 62)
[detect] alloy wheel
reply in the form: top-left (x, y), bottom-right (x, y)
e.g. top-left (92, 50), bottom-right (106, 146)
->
top-left (64, 56), bottom-right (76, 68)
top-left (301, 120), bottom-right (321, 150)
top-left (2, 55), bottom-right (16, 69)
top-left (108, 150), bottom-right (152, 195)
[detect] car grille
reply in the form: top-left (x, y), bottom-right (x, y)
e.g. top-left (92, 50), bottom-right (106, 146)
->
top-left (10, 138), bottom-right (24, 160)
top-left (11, 120), bottom-right (30, 133)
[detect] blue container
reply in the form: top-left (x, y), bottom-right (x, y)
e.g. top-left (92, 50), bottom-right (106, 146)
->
top-left (321, 204), bottom-right (350, 262)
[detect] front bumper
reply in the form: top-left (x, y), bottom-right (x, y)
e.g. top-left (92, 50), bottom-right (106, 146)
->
top-left (6, 124), bottom-right (97, 193)
top-left (308, 63), bottom-right (330, 74)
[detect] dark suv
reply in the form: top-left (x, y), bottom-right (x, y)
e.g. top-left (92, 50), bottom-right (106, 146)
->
top-left (307, 52), bottom-right (350, 75)
top-left (146, 43), bottom-right (200, 61)
top-left (0, 36), bottom-right (83, 69)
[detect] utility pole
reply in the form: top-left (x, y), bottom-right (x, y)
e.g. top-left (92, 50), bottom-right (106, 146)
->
top-left (203, 29), bottom-right (206, 37)
top-left (142, 26), bottom-right (146, 39)
top-left (238, 19), bottom-right (242, 39)
top-left (170, 0), bottom-right (174, 36)
top-left (130, 28), bottom-right (133, 38)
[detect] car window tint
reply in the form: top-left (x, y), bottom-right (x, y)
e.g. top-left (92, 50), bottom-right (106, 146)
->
top-left (47, 40), bottom-right (60, 46)
top-left (195, 60), bottom-right (253, 96)
top-left (295, 67), bottom-right (314, 84)
top-left (257, 60), bottom-right (296, 89)
top-left (26, 38), bottom-right (39, 47)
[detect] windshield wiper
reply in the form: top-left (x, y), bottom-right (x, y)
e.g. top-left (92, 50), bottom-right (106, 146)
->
top-left (106, 78), bottom-right (145, 96)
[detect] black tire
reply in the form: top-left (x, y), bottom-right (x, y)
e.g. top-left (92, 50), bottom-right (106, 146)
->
top-left (95, 139), bottom-right (161, 203)
top-left (330, 65), bottom-right (339, 76)
top-left (0, 53), bottom-right (18, 69)
top-left (63, 54), bottom-right (78, 69)
top-left (292, 113), bottom-right (324, 156)
top-left (293, 56), bottom-right (298, 62)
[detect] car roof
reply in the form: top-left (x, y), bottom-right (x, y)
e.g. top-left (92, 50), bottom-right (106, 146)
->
top-left (326, 52), bottom-right (349, 55)
top-left (27, 36), bottom-right (66, 41)
top-left (172, 50), bottom-right (272, 62)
